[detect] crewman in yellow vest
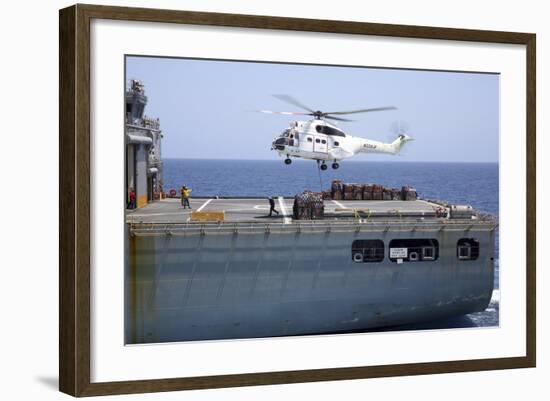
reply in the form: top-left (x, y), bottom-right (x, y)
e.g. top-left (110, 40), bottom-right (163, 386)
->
top-left (180, 185), bottom-right (192, 209)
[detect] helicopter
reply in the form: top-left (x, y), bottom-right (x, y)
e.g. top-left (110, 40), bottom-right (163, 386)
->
top-left (261, 95), bottom-right (413, 170)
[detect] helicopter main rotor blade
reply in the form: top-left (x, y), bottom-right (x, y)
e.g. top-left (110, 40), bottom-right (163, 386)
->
top-left (258, 110), bottom-right (310, 116)
top-left (325, 115), bottom-right (355, 122)
top-left (325, 106), bottom-right (397, 115)
top-left (273, 94), bottom-right (315, 113)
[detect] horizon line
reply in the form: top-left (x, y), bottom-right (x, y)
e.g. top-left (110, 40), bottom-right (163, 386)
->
top-left (161, 157), bottom-right (498, 164)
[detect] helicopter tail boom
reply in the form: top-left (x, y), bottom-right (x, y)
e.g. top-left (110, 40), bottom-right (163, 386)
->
top-left (355, 134), bottom-right (413, 156)
top-left (389, 134), bottom-right (414, 154)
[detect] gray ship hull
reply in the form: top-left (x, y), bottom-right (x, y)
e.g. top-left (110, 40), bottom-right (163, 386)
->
top-left (126, 222), bottom-right (495, 343)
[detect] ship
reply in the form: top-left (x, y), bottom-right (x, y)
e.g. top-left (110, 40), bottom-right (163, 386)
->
top-left (124, 80), bottom-right (497, 344)
top-left (125, 196), bottom-right (496, 344)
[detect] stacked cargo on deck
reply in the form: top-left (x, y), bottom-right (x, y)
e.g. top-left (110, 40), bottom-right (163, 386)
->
top-left (329, 180), bottom-right (417, 201)
top-left (293, 191), bottom-right (325, 220)
top-left (331, 180), bottom-right (344, 200)
top-left (401, 185), bottom-right (418, 201)
top-left (293, 181), bottom-right (417, 220)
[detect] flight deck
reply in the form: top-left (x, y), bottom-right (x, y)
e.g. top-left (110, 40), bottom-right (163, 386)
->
top-left (126, 197), bottom-right (459, 224)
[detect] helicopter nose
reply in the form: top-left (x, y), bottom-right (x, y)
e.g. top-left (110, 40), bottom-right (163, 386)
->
top-left (273, 137), bottom-right (287, 151)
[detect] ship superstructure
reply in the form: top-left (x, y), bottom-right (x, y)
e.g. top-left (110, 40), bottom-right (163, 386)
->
top-left (125, 79), bottom-right (163, 208)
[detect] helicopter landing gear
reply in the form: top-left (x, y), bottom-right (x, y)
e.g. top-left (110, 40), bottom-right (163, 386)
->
top-left (332, 162), bottom-right (340, 170)
top-left (284, 158), bottom-right (292, 165)
top-left (320, 163), bottom-right (328, 171)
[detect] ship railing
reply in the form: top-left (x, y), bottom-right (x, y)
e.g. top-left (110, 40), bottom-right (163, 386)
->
top-left (129, 218), bottom-right (498, 237)
top-left (125, 114), bottom-right (160, 130)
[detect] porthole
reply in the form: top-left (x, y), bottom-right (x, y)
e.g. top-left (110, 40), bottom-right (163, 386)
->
top-left (457, 238), bottom-right (480, 260)
top-left (389, 239), bottom-right (439, 262)
top-left (352, 240), bottom-right (384, 263)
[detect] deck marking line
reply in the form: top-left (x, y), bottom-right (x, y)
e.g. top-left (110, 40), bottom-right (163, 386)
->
top-left (129, 211), bottom-right (192, 218)
top-left (332, 200), bottom-right (345, 209)
top-left (196, 198), bottom-right (213, 212)
top-left (278, 196), bottom-right (291, 224)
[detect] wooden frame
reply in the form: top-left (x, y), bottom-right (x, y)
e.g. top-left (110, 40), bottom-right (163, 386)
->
top-left (59, 3), bottom-right (536, 397)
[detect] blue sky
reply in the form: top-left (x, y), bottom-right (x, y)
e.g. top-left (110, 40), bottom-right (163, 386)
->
top-left (126, 56), bottom-right (499, 163)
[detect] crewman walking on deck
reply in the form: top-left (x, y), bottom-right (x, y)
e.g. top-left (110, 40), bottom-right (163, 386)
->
top-left (127, 188), bottom-right (136, 209)
top-left (268, 196), bottom-right (279, 217)
top-left (181, 185), bottom-right (192, 209)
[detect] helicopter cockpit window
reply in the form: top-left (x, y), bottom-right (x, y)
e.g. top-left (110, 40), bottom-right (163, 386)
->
top-left (326, 126), bottom-right (345, 137)
top-left (282, 129), bottom-right (290, 137)
top-left (315, 125), bottom-right (346, 137)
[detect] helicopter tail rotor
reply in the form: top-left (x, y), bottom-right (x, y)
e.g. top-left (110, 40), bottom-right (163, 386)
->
top-left (389, 120), bottom-right (414, 155)
top-left (391, 120), bottom-right (410, 136)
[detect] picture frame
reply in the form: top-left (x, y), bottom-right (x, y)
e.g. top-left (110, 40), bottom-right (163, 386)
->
top-left (59, 3), bottom-right (536, 397)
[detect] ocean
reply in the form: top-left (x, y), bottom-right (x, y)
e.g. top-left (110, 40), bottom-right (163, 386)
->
top-left (162, 158), bottom-right (499, 330)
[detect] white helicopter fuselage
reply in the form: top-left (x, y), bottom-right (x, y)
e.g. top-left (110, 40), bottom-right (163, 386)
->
top-left (271, 120), bottom-right (412, 163)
